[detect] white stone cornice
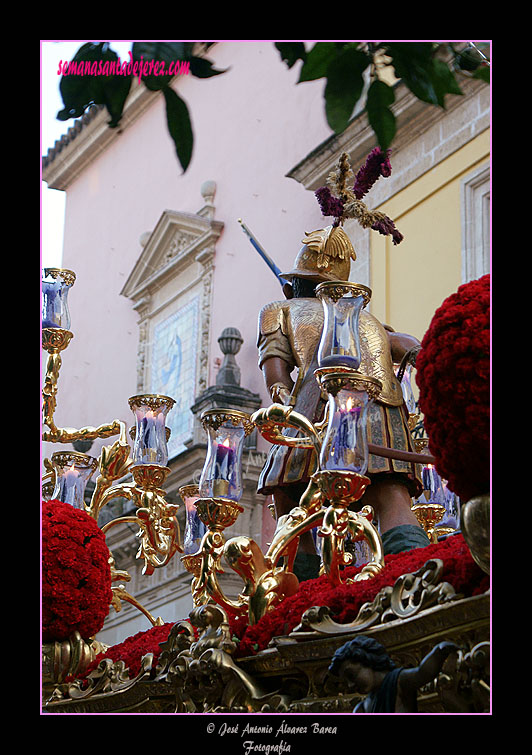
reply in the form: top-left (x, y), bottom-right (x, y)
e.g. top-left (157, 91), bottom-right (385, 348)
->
top-left (42, 81), bottom-right (161, 191)
top-left (286, 76), bottom-right (489, 195)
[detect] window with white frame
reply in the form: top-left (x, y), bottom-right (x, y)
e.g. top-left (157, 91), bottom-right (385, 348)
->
top-left (461, 163), bottom-right (490, 283)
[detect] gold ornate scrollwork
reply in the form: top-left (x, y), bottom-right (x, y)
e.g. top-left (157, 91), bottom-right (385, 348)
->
top-left (291, 558), bottom-right (460, 639)
top-left (50, 654), bottom-right (155, 704)
top-left (435, 641), bottom-right (490, 713)
top-left (184, 497), bottom-right (249, 617)
top-left (191, 529), bottom-right (248, 616)
top-left (158, 604), bottom-right (292, 713)
top-left (389, 558), bottom-right (459, 618)
top-left (224, 536), bottom-right (300, 625)
top-left (42, 631), bottom-right (103, 688)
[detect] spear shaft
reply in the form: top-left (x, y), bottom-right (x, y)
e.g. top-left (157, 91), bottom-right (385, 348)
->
top-left (238, 219), bottom-right (288, 287)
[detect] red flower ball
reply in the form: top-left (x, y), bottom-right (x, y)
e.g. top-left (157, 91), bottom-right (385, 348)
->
top-left (416, 274), bottom-right (490, 501)
top-left (42, 499), bottom-right (113, 642)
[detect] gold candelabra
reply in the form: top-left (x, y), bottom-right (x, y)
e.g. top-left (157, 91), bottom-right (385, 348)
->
top-left (42, 269), bottom-right (182, 630)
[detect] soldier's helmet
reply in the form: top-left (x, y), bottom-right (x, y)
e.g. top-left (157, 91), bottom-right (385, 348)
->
top-left (280, 225), bottom-right (356, 283)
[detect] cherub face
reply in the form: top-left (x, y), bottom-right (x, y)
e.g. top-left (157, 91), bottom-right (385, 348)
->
top-left (338, 660), bottom-right (380, 695)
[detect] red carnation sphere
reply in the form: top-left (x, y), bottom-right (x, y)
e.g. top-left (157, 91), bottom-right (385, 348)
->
top-left (416, 274), bottom-right (490, 502)
top-left (42, 499), bottom-right (113, 643)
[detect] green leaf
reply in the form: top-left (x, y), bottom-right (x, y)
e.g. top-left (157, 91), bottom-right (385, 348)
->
top-left (384, 42), bottom-right (462, 108)
top-left (430, 58), bottom-right (463, 106)
top-left (324, 47), bottom-right (370, 133)
top-left (131, 42), bottom-right (180, 91)
top-left (57, 42), bottom-right (131, 127)
top-left (473, 65), bottom-right (490, 83)
top-left (385, 42), bottom-right (439, 105)
top-left (298, 42), bottom-right (338, 82)
top-left (366, 79), bottom-right (396, 151)
top-left (188, 55), bottom-right (226, 78)
top-left (162, 86), bottom-right (193, 172)
top-left (275, 42), bottom-right (307, 68)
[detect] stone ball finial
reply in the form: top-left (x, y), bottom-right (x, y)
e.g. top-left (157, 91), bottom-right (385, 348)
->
top-left (200, 180), bottom-right (216, 204)
top-left (139, 231), bottom-right (151, 247)
top-left (218, 327), bottom-right (243, 356)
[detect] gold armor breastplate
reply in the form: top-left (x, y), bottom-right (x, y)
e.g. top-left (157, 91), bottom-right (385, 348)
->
top-left (258, 298), bottom-right (403, 407)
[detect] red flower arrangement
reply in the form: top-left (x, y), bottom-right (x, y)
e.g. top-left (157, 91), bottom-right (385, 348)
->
top-left (415, 274), bottom-right (490, 502)
top-left (229, 534), bottom-right (488, 657)
top-left (70, 620), bottom-right (200, 682)
top-left (65, 536), bottom-right (488, 676)
top-left (79, 621), bottom-right (176, 679)
top-left (42, 499), bottom-right (113, 643)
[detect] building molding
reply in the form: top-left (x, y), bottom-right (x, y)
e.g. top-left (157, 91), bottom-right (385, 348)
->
top-left (42, 84), bottom-right (161, 190)
top-left (461, 163), bottom-right (491, 283)
top-left (286, 76), bottom-right (489, 198)
top-left (120, 208), bottom-right (224, 303)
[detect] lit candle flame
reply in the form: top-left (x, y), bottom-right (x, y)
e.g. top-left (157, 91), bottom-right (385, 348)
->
top-left (221, 437), bottom-right (231, 448)
top-left (65, 463), bottom-right (79, 480)
top-left (345, 396), bottom-right (354, 411)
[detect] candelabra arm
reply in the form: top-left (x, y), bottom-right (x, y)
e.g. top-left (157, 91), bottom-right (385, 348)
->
top-left (251, 404), bottom-right (321, 453)
top-left (348, 508), bottom-right (385, 579)
top-left (43, 420), bottom-right (123, 445)
top-left (110, 583), bottom-right (165, 627)
top-left (319, 504), bottom-right (385, 585)
top-left (87, 423), bottom-right (135, 520)
top-left (42, 457), bottom-right (56, 491)
top-left (194, 530), bottom-right (248, 616)
top-left (107, 551), bottom-right (165, 627)
top-left (94, 459), bottom-right (183, 577)
top-left (264, 479), bottom-right (323, 565)
top-left (100, 514), bottom-right (139, 536)
top-left (222, 484), bottom-right (324, 624)
top-left (42, 327), bottom-right (123, 444)
top-left (131, 471), bottom-right (183, 576)
top-left (42, 351), bottom-right (63, 438)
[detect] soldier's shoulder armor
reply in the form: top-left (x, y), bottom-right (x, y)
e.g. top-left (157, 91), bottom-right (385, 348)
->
top-left (258, 298), bottom-right (322, 335)
top-left (258, 300), bottom-right (289, 337)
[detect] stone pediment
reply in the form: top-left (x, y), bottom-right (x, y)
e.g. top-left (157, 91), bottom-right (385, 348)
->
top-left (121, 200), bottom-right (223, 302)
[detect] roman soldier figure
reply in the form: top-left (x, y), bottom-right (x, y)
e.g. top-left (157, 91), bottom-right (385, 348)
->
top-left (256, 223), bottom-right (430, 581)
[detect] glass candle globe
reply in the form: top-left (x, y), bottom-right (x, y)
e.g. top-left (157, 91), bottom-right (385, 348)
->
top-left (398, 363), bottom-right (417, 414)
top-left (180, 484), bottom-right (207, 555)
top-left (199, 410), bottom-right (252, 502)
top-left (42, 268), bottom-right (76, 330)
top-left (319, 386), bottom-right (372, 474)
top-left (51, 451), bottom-right (98, 509)
top-left (420, 463), bottom-right (448, 505)
top-left (438, 481), bottom-right (461, 531)
top-left (316, 281), bottom-right (371, 370)
top-left (129, 394), bottom-right (175, 467)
